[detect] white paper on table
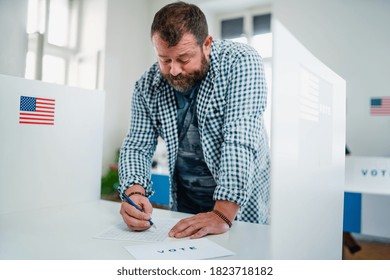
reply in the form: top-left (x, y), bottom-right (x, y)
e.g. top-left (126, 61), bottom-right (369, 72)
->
top-left (94, 218), bottom-right (178, 242)
top-left (125, 238), bottom-right (235, 260)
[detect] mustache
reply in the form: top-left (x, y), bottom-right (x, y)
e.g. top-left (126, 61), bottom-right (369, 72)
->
top-left (169, 74), bottom-right (185, 81)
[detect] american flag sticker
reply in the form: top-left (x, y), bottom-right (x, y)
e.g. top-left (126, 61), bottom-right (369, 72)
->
top-left (19, 96), bottom-right (55, 125)
top-left (370, 97), bottom-right (390, 116)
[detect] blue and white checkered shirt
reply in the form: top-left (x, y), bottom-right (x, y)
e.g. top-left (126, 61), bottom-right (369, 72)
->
top-left (118, 39), bottom-right (270, 224)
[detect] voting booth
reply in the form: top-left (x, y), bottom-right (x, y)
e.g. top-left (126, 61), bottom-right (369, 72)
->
top-left (269, 19), bottom-right (346, 259)
top-left (0, 74), bottom-right (105, 214)
top-left (344, 156), bottom-right (390, 238)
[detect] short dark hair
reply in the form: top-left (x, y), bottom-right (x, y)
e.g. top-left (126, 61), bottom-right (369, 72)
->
top-left (151, 1), bottom-right (209, 47)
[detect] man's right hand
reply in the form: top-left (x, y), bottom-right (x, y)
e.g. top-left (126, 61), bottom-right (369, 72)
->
top-left (119, 184), bottom-right (154, 231)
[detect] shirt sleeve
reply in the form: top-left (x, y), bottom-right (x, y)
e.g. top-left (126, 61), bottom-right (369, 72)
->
top-left (118, 82), bottom-right (158, 198)
top-left (213, 45), bottom-right (270, 207)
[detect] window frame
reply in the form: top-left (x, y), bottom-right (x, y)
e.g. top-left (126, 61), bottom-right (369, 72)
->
top-left (25, 0), bottom-right (81, 85)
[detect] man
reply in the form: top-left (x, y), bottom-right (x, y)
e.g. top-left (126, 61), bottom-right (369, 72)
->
top-left (118, 1), bottom-right (270, 239)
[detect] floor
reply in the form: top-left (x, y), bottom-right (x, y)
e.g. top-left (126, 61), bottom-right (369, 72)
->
top-left (343, 233), bottom-right (390, 260)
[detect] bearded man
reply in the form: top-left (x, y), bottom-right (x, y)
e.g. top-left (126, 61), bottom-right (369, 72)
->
top-left (118, 1), bottom-right (270, 239)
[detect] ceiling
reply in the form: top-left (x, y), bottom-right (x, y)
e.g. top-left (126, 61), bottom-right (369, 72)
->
top-left (191, 0), bottom-right (272, 13)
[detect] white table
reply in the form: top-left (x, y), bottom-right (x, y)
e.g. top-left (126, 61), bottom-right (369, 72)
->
top-left (0, 200), bottom-right (270, 259)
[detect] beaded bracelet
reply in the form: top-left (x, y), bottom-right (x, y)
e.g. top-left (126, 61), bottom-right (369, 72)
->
top-left (211, 209), bottom-right (232, 228)
top-left (127, 191), bottom-right (145, 197)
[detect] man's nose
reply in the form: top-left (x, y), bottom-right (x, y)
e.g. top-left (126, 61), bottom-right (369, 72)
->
top-left (170, 62), bottom-right (182, 77)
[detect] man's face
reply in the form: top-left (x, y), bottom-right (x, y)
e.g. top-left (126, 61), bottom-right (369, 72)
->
top-left (152, 33), bottom-right (212, 92)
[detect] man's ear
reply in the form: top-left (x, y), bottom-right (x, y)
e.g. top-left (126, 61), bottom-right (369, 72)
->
top-left (203, 35), bottom-right (213, 56)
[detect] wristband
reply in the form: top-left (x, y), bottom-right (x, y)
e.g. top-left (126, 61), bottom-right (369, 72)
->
top-left (211, 209), bottom-right (232, 228)
top-left (127, 191), bottom-right (145, 197)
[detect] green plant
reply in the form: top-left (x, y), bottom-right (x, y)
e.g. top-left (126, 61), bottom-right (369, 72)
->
top-left (100, 149), bottom-right (120, 196)
top-left (101, 168), bottom-right (119, 195)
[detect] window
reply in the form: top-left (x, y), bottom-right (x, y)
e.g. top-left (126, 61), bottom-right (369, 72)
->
top-left (220, 11), bottom-right (273, 140)
top-left (221, 17), bottom-right (247, 44)
top-left (252, 14), bottom-right (272, 58)
top-left (220, 12), bottom-right (272, 59)
top-left (42, 54), bottom-right (66, 84)
top-left (25, 0), bottom-right (96, 88)
top-left (47, 0), bottom-right (71, 47)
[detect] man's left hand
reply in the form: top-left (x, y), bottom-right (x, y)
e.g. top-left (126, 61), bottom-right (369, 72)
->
top-left (168, 211), bottom-right (229, 239)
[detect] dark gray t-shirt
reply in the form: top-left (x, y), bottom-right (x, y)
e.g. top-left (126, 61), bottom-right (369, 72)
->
top-left (174, 85), bottom-right (216, 214)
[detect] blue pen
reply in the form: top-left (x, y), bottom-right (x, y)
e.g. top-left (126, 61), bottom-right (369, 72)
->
top-left (122, 193), bottom-right (156, 229)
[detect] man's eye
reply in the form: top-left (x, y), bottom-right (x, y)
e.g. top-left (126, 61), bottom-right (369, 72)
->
top-left (159, 58), bottom-right (171, 64)
top-left (178, 59), bottom-right (190, 64)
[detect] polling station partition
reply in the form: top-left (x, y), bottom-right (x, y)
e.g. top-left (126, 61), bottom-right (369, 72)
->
top-left (0, 74), bottom-right (105, 214)
top-left (269, 19), bottom-right (346, 259)
top-left (344, 156), bottom-right (390, 238)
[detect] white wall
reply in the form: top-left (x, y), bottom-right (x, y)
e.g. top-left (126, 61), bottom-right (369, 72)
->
top-left (101, 0), bottom-right (151, 173)
top-left (272, 0), bottom-right (390, 157)
top-left (0, 0), bottom-right (28, 77)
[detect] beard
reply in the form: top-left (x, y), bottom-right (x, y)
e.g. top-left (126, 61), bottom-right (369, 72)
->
top-left (161, 52), bottom-right (209, 93)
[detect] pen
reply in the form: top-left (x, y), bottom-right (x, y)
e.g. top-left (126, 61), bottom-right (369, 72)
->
top-left (122, 193), bottom-right (156, 229)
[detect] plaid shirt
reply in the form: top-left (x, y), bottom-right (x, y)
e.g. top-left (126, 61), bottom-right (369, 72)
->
top-left (118, 40), bottom-right (270, 224)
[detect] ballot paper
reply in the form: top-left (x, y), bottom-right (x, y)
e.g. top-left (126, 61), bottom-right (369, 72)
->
top-left (94, 218), bottom-right (178, 242)
top-left (124, 238), bottom-right (235, 260)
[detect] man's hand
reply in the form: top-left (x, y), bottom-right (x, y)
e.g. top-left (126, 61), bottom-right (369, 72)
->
top-left (168, 211), bottom-right (229, 239)
top-left (119, 185), bottom-right (153, 231)
top-left (169, 200), bottom-right (239, 239)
